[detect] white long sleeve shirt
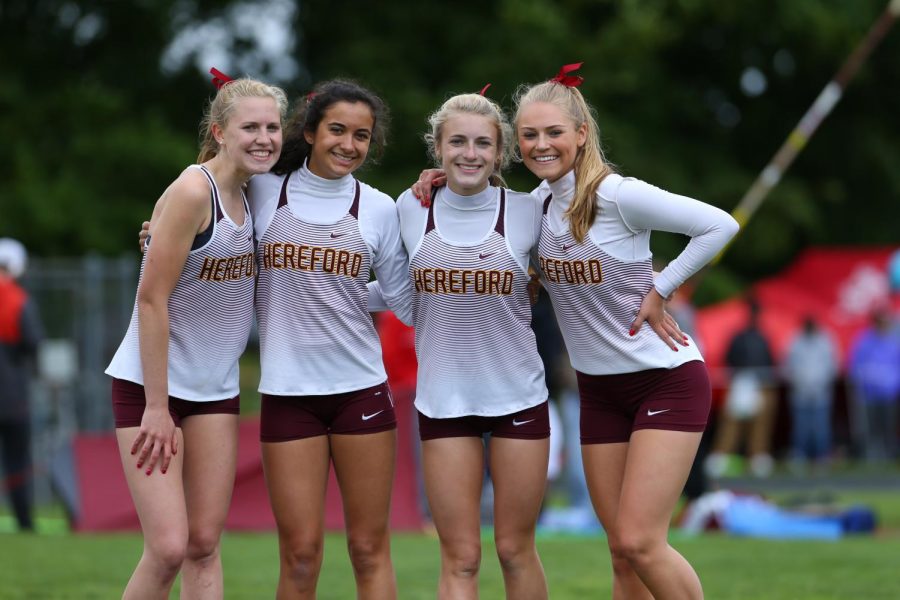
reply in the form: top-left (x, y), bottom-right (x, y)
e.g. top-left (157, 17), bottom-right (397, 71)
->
top-left (535, 170), bottom-right (739, 375)
top-left (248, 164), bottom-right (410, 395)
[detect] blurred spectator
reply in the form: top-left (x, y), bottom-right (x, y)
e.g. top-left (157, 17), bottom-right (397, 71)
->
top-left (784, 315), bottom-right (839, 471)
top-left (848, 307), bottom-right (900, 462)
top-left (706, 297), bottom-right (777, 478)
top-left (0, 238), bottom-right (43, 531)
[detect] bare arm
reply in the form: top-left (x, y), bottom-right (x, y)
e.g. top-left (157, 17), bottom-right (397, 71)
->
top-left (133, 170), bottom-right (210, 475)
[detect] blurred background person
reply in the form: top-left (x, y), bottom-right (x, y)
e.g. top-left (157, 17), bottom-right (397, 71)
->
top-left (784, 315), bottom-right (839, 473)
top-left (848, 307), bottom-right (900, 462)
top-left (0, 238), bottom-right (43, 532)
top-left (707, 297), bottom-right (777, 478)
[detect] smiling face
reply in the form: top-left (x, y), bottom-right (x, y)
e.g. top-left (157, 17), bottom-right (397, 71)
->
top-left (437, 112), bottom-right (499, 196)
top-left (516, 101), bottom-right (587, 183)
top-left (213, 96), bottom-right (283, 175)
top-left (304, 101), bottom-right (374, 179)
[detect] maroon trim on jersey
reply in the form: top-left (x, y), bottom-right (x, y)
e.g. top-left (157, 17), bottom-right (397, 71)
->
top-left (493, 188), bottom-right (507, 237)
top-left (277, 175), bottom-right (360, 217)
top-left (348, 181), bottom-right (361, 219)
top-left (198, 165), bottom-right (225, 222)
top-left (425, 188), bottom-right (438, 233)
top-left (542, 193), bottom-right (553, 215)
top-left (189, 165), bottom-right (219, 250)
top-left (277, 173), bottom-right (290, 208)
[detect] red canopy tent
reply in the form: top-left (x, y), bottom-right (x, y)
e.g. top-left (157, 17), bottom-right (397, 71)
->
top-left (696, 246), bottom-right (899, 390)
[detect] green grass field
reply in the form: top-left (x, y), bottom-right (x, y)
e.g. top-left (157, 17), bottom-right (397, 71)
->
top-left (2, 489), bottom-right (899, 599)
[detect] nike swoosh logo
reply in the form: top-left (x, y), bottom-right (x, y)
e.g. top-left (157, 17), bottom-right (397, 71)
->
top-left (647, 409), bottom-right (671, 416)
top-left (362, 410), bottom-right (384, 421)
top-left (478, 252), bottom-right (494, 260)
top-left (512, 418), bottom-right (535, 426)
top-left (561, 244), bottom-right (574, 251)
top-left (330, 232), bottom-right (345, 239)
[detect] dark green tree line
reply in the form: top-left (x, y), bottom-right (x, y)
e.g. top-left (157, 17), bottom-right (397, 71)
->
top-left (1, 0), bottom-right (897, 303)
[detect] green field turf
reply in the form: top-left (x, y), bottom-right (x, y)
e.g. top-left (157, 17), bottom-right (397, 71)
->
top-left (1, 511), bottom-right (899, 599)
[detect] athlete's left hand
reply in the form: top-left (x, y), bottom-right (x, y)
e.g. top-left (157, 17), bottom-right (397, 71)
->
top-left (630, 288), bottom-right (689, 351)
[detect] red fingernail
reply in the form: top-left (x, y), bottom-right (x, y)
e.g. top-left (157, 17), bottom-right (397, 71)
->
top-left (629, 329), bottom-right (635, 336)
top-left (673, 347), bottom-right (679, 352)
top-left (146, 469), bottom-right (152, 476)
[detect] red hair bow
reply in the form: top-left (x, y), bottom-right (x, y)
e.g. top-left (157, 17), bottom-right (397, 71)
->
top-left (550, 62), bottom-right (584, 87)
top-left (209, 67), bottom-right (234, 90)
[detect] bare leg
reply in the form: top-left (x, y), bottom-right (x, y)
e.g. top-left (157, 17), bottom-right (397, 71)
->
top-left (331, 430), bottom-right (398, 599)
top-left (117, 426), bottom-right (188, 600)
top-left (423, 437), bottom-right (484, 600)
top-left (489, 436), bottom-right (549, 600)
top-left (180, 414), bottom-right (239, 599)
top-left (582, 442), bottom-right (651, 600)
top-left (614, 429), bottom-right (704, 599)
top-left (262, 436), bottom-right (331, 600)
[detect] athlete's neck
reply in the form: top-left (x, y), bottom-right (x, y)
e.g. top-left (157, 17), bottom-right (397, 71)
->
top-left (440, 184), bottom-right (495, 211)
top-left (298, 160), bottom-right (355, 198)
top-left (546, 169), bottom-right (576, 204)
top-left (203, 156), bottom-right (249, 195)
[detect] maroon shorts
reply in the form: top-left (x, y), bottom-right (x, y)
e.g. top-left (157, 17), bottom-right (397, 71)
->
top-left (577, 360), bottom-right (710, 444)
top-left (418, 401), bottom-right (550, 441)
top-left (260, 382), bottom-right (396, 442)
top-left (111, 378), bottom-right (240, 429)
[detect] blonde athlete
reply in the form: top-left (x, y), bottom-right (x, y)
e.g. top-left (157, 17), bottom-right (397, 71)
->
top-left (107, 76), bottom-right (287, 600)
top-left (414, 65), bottom-right (738, 599)
top-left (372, 93), bottom-right (550, 600)
top-left (516, 71), bottom-right (737, 600)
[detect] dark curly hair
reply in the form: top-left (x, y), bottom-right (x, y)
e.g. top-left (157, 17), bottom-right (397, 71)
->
top-left (271, 79), bottom-right (390, 176)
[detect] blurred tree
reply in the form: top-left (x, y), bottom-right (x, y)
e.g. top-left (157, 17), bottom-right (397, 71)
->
top-left (1, 0), bottom-right (897, 303)
top-left (295, 0), bottom-right (899, 302)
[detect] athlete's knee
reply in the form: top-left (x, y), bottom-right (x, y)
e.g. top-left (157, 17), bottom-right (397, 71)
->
top-left (606, 541), bottom-right (635, 578)
top-left (346, 532), bottom-right (389, 577)
top-left (611, 528), bottom-right (664, 570)
top-left (185, 527), bottom-right (222, 565)
top-left (494, 534), bottom-right (535, 574)
top-left (443, 540), bottom-right (481, 579)
top-left (147, 533), bottom-right (188, 580)
top-left (280, 536), bottom-right (324, 585)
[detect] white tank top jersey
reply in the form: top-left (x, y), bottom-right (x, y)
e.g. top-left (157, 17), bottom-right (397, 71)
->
top-left (251, 165), bottom-right (407, 395)
top-left (106, 164), bottom-right (256, 401)
top-left (535, 170), bottom-right (738, 376)
top-left (403, 185), bottom-right (548, 419)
